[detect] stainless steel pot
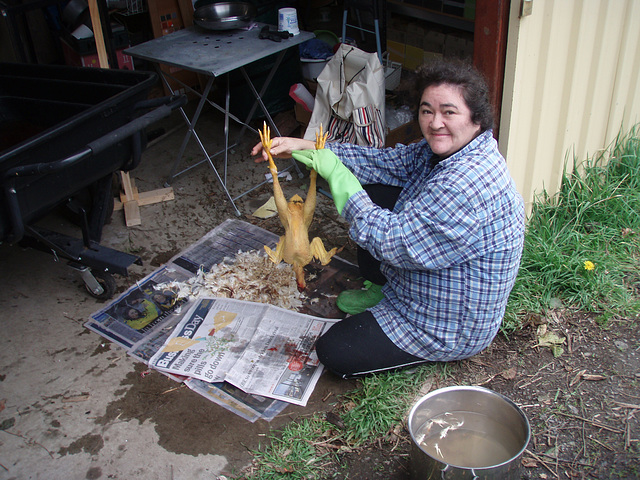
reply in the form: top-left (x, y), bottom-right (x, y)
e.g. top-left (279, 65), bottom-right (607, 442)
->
top-left (193, 1), bottom-right (257, 31)
top-left (407, 386), bottom-right (530, 479)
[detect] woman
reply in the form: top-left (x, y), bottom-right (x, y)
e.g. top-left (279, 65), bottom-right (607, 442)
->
top-left (251, 59), bottom-right (525, 378)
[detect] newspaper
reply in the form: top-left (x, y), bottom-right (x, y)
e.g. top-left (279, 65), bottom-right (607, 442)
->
top-left (85, 220), bottom-right (280, 353)
top-left (149, 296), bottom-right (336, 406)
top-left (86, 219), bottom-right (356, 419)
top-left (85, 266), bottom-right (192, 351)
top-left (185, 379), bottom-right (288, 422)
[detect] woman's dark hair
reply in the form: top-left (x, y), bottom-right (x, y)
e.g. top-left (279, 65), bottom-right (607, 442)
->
top-left (415, 58), bottom-right (495, 132)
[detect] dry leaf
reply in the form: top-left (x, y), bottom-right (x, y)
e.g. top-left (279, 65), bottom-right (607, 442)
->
top-left (501, 367), bottom-right (517, 380)
top-left (569, 369), bottom-right (587, 387)
top-left (522, 457), bottom-right (538, 468)
top-left (536, 329), bottom-right (566, 357)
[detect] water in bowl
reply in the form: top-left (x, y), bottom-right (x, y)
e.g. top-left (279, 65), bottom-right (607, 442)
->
top-left (415, 411), bottom-right (518, 469)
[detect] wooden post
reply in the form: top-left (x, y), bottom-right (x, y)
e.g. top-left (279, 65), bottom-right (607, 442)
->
top-left (87, 0), bottom-right (173, 227)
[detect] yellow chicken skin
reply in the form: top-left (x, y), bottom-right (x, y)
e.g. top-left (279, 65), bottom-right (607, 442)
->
top-left (259, 123), bottom-right (340, 291)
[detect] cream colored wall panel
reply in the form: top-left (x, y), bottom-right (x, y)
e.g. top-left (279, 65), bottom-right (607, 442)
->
top-left (500, 0), bottom-right (640, 214)
top-left (607, 0), bottom-right (640, 140)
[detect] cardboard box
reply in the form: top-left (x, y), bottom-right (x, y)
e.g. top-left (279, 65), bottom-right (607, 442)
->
top-left (404, 44), bottom-right (424, 71)
top-left (444, 32), bottom-right (474, 60)
top-left (387, 39), bottom-right (405, 64)
top-left (61, 39), bottom-right (135, 70)
top-left (385, 120), bottom-right (422, 148)
top-left (423, 31), bottom-right (446, 54)
top-left (147, 0), bottom-right (201, 96)
top-left (294, 102), bottom-right (312, 127)
top-left (423, 51), bottom-right (444, 64)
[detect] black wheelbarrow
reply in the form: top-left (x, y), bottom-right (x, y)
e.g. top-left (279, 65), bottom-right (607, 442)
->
top-left (1, 62), bottom-right (187, 299)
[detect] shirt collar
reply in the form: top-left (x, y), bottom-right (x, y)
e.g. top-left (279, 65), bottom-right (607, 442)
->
top-left (429, 129), bottom-right (494, 167)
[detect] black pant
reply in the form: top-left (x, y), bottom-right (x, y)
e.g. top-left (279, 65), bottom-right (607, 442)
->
top-left (316, 184), bottom-right (429, 378)
top-left (316, 311), bottom-right (430, 378)
top-left (357, 184), bottom-right (403, 285)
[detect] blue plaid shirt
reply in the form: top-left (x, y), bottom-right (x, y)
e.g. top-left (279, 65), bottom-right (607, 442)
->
top-left (327, 130), bottom-right (525, 361)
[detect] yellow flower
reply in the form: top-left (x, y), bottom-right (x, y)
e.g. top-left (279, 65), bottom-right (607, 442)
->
top-left (583, 260), bottom-right (595, 271)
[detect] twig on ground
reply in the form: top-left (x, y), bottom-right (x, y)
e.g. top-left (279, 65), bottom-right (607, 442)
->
top-left (161, 385), bottom-right (186, 395)
top-left (1, 429), bottom-right (54, 458)
top-left (554, 411), bottom-right (623, 433)
top-left (624, 412), bottom-right (635, 449)
top-left (525, 449), bottom-right (559, 478)
top-left (62, 394), bottom-right (90, 403)
top-left (589, 436), bottom-right (614, 451)
top-left (475, 373), bottom-right (499, 385)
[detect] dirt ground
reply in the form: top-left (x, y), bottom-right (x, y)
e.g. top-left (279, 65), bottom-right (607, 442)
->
top-left (304, 310), bottom-right (640, 480)
top-left (1, 103), bottom-right (639, 480)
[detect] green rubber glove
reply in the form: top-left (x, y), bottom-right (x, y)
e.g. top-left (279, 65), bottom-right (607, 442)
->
top-left (292, 149), bottom-right (363, 214)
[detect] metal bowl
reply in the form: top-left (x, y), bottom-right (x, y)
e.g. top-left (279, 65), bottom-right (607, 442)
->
top-left (408, 386), bottom-right (530, 479)
top-left (194, 2), bottom-right (257, 31)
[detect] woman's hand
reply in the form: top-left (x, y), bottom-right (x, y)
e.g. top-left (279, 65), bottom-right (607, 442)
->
top-left (251, 136), bottom-right (315, 163)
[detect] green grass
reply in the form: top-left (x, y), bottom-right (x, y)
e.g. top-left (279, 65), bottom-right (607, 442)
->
top-left (244, 364), bottom-right (450, 479)
top-left (339, 363), bottom-right (451, 445)
top-left (504, 124), bottom-right (640, 330)
top-left (242, 124), bottom-right (640, 479)
top-left (246, 416), bottom-right (336, 480)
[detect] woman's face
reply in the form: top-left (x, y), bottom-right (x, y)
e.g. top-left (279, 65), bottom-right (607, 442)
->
top-left (419, 83), bottom-right (482, 158)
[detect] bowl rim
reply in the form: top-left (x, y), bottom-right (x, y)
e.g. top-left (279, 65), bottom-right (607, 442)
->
top-left (407, 385), bottom-right (531, 470)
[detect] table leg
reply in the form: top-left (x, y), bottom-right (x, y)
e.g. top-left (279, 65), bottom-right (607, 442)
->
top-left (161, 74), bottom-right (241, 216)
top-left (236, 50), bottom-right (286, 140)
top-left (237, 53), bottom-right (304, 180)
top-left (223, 73), bottom-right (230, 188)
top-left (164, 75), bottom-right (213, 183)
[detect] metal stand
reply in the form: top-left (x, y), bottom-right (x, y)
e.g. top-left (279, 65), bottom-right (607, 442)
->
top-left (342, 0), bottom-right (385, 63)
top-left (125, 25), bottom-right (312, 216)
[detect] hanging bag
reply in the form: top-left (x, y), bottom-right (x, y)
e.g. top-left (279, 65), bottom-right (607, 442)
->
top-left (304, 44), bottom-right (385, 148)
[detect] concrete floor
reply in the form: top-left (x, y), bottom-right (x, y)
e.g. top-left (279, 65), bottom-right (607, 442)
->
top-left (0, 101), bottom-right (360, 479)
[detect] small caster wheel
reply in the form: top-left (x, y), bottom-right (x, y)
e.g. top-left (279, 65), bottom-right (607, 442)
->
top-left (85, 271), bottom-right (117, 300)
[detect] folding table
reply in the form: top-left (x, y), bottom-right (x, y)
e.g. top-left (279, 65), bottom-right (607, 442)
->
top-left (126, 25), bottom-right (314, 216)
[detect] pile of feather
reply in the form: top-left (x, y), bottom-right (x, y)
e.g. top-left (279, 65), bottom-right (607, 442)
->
top-left (156, 250), bottom-right (306, 311)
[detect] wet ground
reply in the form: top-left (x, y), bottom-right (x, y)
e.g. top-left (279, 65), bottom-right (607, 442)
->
top-left (0, 104), bottom-right (363, 479)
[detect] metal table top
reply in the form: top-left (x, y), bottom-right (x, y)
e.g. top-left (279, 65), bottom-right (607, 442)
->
top-left (125, 24), bottom-right (315, 77)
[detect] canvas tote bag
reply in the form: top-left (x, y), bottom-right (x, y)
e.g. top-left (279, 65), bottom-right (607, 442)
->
top-left (304, 44), bottom-right (385, 148)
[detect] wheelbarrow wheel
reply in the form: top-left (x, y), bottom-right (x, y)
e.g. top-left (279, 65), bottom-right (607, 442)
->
top-left (85, 271), bottom-right (117, 300)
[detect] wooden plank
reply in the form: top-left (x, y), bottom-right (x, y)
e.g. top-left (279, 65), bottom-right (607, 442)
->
top-left (114, 187), bottom-right (175, 211)
top-left (473, 0), bottom-right (510, 139)
top-left (120, 172), bottom-right (136, 200)
top-left (123, 199), bottom-right (142, 226)
top-left (177, 0), bottom-right (194, 27)
top-left (87, 0), bottom-right (109, 68)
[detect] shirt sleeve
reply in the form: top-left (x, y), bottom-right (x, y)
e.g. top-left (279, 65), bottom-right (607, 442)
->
top-left (327, 141), bottom-right (431, 187)
top-left (342, 178), bottom-right (483, 272)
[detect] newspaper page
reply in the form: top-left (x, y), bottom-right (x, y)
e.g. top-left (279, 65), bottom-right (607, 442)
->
top-left (149, 297), bottom-right (267, 383)
top-left (185, 379), bottom-right (289, 423)
top-left (224, 307), bottom-right (328, 406)
top-left (149, 296), bottom-right (336, 406)
top-left (85, 266), bottom-right (191, 349)
top-left (86, 219), bottom-right (351, 417)
top-left (86, 219), bottom-right (279, 351)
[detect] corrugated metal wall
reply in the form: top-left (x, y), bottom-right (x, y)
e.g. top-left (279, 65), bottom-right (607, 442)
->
top-left (499, 0), bottom-right (640, 212)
